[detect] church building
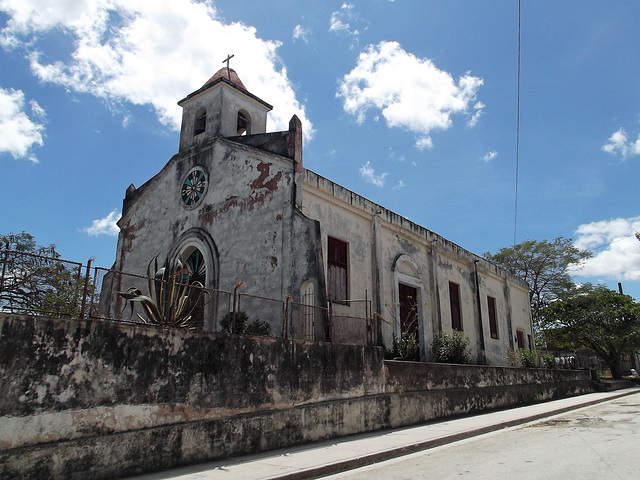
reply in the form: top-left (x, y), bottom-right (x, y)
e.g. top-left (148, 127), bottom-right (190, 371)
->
top-left (104, 66), bottom-right (533, 365)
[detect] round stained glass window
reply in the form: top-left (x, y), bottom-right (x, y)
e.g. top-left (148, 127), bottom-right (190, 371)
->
top-left (181, 168), bottom-right (208, 208)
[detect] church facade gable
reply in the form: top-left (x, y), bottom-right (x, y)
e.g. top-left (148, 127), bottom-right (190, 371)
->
top-left (110, 134), bottom-right (321, 332)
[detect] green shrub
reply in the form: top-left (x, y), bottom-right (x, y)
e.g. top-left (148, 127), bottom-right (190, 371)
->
top-left (391, 331), bottom-right (420, 361)
top-left (220, 311), bottom-right (248, 333)
top-left (541, 352), bottom-right (556, 369)
top-left (220, 311), bottom-right (271, 336)
top-left (245, 318), bottom-right (272, 336)
top-left (518, 348), bottom-right (538, 368)
top-left (504, 347), bottom-right (520, 367)
top-left (430, 330), bottom-right (470, 364)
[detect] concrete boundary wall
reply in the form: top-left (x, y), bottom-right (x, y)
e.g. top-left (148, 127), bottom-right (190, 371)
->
top-left (0, 314), bottom-right (593, 479)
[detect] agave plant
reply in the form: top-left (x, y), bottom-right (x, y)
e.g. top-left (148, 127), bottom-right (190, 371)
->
top-left (118, 254), bottom-right (207, 329)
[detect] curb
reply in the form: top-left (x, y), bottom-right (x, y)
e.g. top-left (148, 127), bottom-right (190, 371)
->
top-left (268, 389), bottom-right (640, 480)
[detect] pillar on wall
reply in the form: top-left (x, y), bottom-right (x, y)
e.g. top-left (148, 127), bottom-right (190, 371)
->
top-left (473, 260), bottom-right (487, 364)
top-left (289, 115), bottom-right (304, 210)
top-left (428, 243), bottom-right (442, 335)
top-left (504, 279), bottom-right (515, 350)
top-left (372, 211), bottom-right (385, 347)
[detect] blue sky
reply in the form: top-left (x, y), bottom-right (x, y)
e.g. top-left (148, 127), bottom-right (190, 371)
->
top-left (1, 0), bottom-right (640, 300)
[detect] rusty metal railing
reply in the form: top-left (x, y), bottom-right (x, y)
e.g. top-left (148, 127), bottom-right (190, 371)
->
top-left (1, 250), bottom-right (376, 345)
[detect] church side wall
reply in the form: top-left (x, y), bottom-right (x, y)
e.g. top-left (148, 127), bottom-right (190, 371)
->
top-left (302, 170), bottom-right (533, 365)
top-left (300, 189), bottom-right (376, 344)
top-left (431, 245), bottom-right (483, 358)
top-left (479, 270), bottom-right (516, 363)
top-left (376, 219), bottom-right (434, 354)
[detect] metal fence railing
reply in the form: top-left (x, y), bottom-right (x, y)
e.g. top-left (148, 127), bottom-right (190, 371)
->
top-left (1, 250), bottom-right (375, 346)
top-left (0, 249), bottom-right (87, 319)
top-left (329, 298), bottom-right (376, 346)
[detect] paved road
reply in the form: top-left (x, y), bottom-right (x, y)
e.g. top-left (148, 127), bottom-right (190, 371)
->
top-left (326, 392), bottom-right (640, 479)
top-left (127, 390), bottom-right (639, 480)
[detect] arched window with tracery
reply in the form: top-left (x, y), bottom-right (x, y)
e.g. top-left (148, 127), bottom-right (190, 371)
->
top-left (180, 247), bottom-right (206, 327)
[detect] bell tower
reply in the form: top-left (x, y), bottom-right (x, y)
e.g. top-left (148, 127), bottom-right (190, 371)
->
top-left (177, 62), bottom-right (273, 152)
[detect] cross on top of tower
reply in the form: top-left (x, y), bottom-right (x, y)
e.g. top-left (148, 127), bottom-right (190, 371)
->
top-left (222, 54), bottom-right (234, 76)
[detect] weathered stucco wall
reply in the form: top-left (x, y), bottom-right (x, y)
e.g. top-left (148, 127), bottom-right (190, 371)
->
top-left (109, 131), bottom-right (318, 333)
top-left (302, 170), bottom-right (533, 364)
top-left (1, 314), bottom-right (592, 479)
top-left (178, 76), bottom-right (270, 152)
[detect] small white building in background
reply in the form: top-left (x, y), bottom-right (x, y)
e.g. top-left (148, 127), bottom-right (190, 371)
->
top-left (104, 67), bottom-right (533, 365)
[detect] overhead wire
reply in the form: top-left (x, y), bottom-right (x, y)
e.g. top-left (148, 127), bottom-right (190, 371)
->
top-left (513, 0), bottom-right (521, 246)
top-left (581, 233), bottom-right (639, 253)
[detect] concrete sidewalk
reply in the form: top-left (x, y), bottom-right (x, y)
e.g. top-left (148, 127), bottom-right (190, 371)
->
top-left (127, 388), bottom-right (640, 480)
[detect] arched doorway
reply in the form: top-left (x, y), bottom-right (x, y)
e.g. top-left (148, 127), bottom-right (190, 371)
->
top-left (393, 254), bottom-right (424, 360)
top-left (170, 228), bottom-right (219, 330)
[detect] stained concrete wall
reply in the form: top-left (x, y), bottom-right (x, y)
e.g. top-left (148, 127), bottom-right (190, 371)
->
top-left (0, 314), bottom-right (592, 480)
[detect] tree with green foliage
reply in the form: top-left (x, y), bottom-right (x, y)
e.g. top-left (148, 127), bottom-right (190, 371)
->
top-left (541, 286), bottom-right (640, 379)
top-left (484, 237), bottom-right (592, 331)
top-left (1, 232), bottom-right (84, 317)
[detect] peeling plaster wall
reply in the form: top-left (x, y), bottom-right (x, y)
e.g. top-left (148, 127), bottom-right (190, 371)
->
top-left (0, 314), bottom-right (592, 479)
top-left (110, 136), bottom-right (314, 332)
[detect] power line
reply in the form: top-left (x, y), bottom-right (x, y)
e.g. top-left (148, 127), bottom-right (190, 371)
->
top-left (583, 233), bottom-right (638, 253)
top-left (513, 0), bottom-right (521, 246)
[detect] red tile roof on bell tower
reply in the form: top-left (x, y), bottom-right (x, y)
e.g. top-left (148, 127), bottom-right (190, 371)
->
top-left (202, 68), bottom-right (246, 90)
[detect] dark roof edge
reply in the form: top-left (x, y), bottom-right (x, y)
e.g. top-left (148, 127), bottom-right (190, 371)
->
top-left (177, 76), bottom-right (273, 110)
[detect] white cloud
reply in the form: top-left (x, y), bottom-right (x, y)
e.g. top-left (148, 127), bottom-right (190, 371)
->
top-left (483, 151), bottom-right (497, 162)
top-left (329, 3), bottom-right (361, 44)
top-left (388, 149), bottom-right (405, 163)
top-left (468, 101), bottom-right (484, 127)
top-left (602, 127), bottom-right (640, 158)
top-left (571, 216), bottom-right (640, 282)
top-left (415, 136), bottom-right (433, 151)
top-left (360, 161), bottom-right (387, 187)
top-left (0, 0), bottom-right (314, 142)
top-left (330, 4), bottom-right (354, 32)
top-left (292, 24), bottom-right (310, 43)
top-left (337, 41), bottom-right (483, 150)
top-left (84, 210), bottom-right (122, 237)
top-left (392, 180), bottom-right (405, 190)
top-left (0, 86), bottom-right (45, 162)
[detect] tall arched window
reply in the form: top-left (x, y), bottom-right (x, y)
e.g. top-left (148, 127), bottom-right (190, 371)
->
top-left (300, 281), bottom-right (315, 340)
top-left (237, 110), bottom-right (250, 135)
top-left (194, 108), bottom-right (207, 135)
top-left (180, 247), bottom-right (206, 328)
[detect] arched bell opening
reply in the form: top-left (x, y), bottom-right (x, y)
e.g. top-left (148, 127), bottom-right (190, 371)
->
top-left (236, 110), bottom-right (250, 135)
